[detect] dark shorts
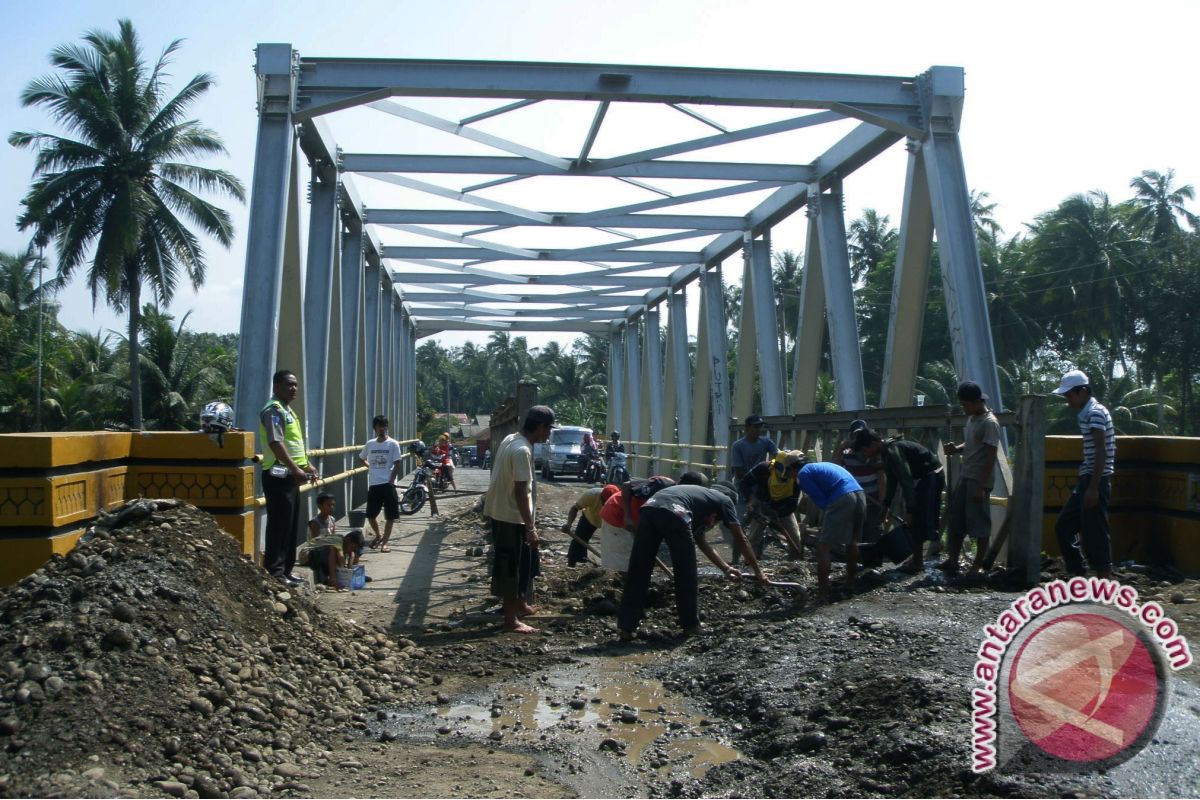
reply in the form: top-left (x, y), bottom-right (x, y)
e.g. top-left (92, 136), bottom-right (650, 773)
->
top-left (490, 519), bottom-right (540, 601)
top-left (366, 483), bottom-right (399, 521)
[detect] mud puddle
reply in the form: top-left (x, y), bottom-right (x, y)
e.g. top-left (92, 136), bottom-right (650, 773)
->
top-left (373, 653), bottom-right (740, 796)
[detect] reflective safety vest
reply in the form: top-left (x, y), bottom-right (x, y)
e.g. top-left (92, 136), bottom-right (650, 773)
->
top-left (260, 399), bottom-right (308, 469)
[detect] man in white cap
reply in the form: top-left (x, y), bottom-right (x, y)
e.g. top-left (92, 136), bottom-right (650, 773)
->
top-left (1053, 369), bottom-right (1116, 577)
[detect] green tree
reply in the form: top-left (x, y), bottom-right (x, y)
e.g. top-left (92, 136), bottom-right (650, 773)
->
top-left (1025, 192), bottom-right (1145, 374)
top-left (847, 209), bottom-right (897, 284)
top-left (1129, 169), bottom-right (1198, 243)
top-left (10, 19), bottom-right (244, 428)
top-left (138, 305), bottom-right (231, 429)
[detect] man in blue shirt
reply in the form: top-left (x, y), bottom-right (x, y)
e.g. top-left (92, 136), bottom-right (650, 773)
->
top-left (798, 460), bottom-right (865, 602)
top-left (1053, 369), bottom-right (1116, 577)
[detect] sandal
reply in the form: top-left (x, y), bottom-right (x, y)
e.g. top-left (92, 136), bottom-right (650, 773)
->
top-left (367, 537), bottom-right (380, 550)
top-left (380, 545), bottom-right (391, 553)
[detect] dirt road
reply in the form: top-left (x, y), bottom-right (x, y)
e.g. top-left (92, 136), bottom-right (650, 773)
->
top-left (3, 467), bottom-right (1197, 798)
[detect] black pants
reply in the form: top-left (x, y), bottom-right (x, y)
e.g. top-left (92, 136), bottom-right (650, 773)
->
top-left (910, 470), bottom-right (946, 557)
top-left (618, 506), bottom-right (699, 633)
top-left (567, 517), bottom-right (598, 566)
top-left (1055, 474), bottom-right (1112, 574)
top-left (262, 473), bottom-right (301, 578)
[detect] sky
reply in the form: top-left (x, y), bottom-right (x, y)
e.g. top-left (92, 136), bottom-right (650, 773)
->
top-left (1, 0), bottom-right (1197, 350)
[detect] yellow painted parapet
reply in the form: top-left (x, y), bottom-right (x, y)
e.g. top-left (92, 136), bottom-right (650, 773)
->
top-left (0, 467), bottom-right (127, 527)
top-left (0, 529), bottom-right (85, 586)
top-left (127, 465), bottom-right (255, 508)
top-left (0, 431), bottom-right (131, 468)
top-left (211, 511), bottom-right (255, 557)
top-left (1043, 435), bottom-right (1200, 573)
top-left (131, 431), bottom-right (255, 461)
top-left (0, 431), bottom-right (259, 585)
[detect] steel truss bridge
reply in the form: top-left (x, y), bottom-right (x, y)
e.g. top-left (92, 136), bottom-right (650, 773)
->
top-left (232, 45), bottom-right (1002, 478)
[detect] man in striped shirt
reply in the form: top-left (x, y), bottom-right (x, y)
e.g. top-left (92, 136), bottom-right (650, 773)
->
top-left (1053, 369), bottom-right (1116, 577)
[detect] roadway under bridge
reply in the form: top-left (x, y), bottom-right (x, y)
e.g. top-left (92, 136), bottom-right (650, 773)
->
top-left (232, 47), bottom-right (1001, 477)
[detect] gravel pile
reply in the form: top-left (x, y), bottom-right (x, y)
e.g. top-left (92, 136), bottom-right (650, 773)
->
top-left (0, 500), bottom-right (426, 799)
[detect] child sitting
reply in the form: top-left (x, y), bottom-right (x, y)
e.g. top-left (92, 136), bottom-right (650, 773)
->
top-left (299, 492), bottom-right (347, 591)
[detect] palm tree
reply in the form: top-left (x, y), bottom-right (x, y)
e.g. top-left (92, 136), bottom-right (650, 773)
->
top-left (1025, 192), bottom-right (1145, 372)
top-left (0, 247), bottom-right (65, 315)
top-left (10, 20), bottom-right (245, 428)
top-left (1129, 169), bottom-right (1198, 243)
top-left (970, 189), bottom-right (1003, 240)
top-left (138, 305), bottom-right (231, 429)
top-left (772, 249), bottom-right (803, 381)
top-left (847, 209), bottom-right (897, 284)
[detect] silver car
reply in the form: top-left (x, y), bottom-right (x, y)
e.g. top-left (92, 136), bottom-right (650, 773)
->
top-left (541, 426), bottom-right (592, 481)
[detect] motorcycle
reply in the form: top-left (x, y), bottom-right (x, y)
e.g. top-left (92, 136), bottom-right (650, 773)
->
top-left (429, 454), bottom-right (451, 493)
top-left (399, 459), bottom-right (434, 515)
top-left (606, 451), bottom-right (629, 485)
top-left (579, 451), bottom-right (605, 483)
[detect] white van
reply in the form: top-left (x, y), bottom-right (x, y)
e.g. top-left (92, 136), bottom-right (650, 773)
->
top-left (541, 426), bottom-right (593, 481)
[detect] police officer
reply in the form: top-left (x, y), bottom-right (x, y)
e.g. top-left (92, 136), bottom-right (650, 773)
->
top-left (260, 369), bottom-right (318, 584)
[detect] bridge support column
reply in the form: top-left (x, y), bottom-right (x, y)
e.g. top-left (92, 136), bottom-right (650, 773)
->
top-left (380, 279), bottom-right (394, 428)
top-left (666, 288), bottom-right (692, 474)
top-left (303, 169), bottom-right (340, 480)
top-left (700, 268), bottom-right (731, 476)
top-left (923, 126), bottom-right (1003, 411)
top-left (362, 259), bottom-right (381, 427)
top-left (234, 44), bottom-right (298, 434)
top-left (749, 233), bottom-right (785, 416)
top-left (732, 238), bottom-right (756, 422)
top-left (881, 140), bottom-right (935, 408)
top-left (340, 221), bottom-right (364, 512)
top-left (608, 329), bottom-right (625, 438)
top-left (792, 210), bottom-right (825, 415)
top-left (644, 307), bottom-right (664, 476)
top-left (815, 183), bottom-right (866, 413)
top-left (625, 319), bottom-right (643, 478)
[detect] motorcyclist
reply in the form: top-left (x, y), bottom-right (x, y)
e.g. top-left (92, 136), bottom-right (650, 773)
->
top-left (431, 432), bottom-right (458, 491)
top-left (604, 430), bottom-right (625, 459)
top-left (579, 432), bottom-right (601, 480)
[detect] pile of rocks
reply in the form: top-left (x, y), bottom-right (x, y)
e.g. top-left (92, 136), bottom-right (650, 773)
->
top-left (0, 500), bottom-right (427, 798)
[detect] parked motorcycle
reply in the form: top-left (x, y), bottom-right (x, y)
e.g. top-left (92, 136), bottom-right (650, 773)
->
top-left (606, 451), bottom-right (629, 485)
top-left (399, 459), bottom-right (434, 515)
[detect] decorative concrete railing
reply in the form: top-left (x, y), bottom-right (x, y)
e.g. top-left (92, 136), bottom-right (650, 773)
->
top-left (0, 431), bottom-right (256, 585)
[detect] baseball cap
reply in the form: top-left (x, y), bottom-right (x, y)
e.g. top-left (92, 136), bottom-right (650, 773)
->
top-left (848, 418), bottom-right (868, 434)
top-left (957, 381), bottom-right (989, 402)
top-left (524, 405), bottom-right (559, 428)
top-left (745, 414), bottom-right (765, 427)
top-left (1054, 369), bottom-right (1089, 395)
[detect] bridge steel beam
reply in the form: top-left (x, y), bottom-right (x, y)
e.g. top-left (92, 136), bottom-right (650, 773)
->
top-left (690, 287), bottom-right (713, 473)
top-left (665, 289), bottom-right (692, 473)
top-left (302, 170), bottom-right (340, 471)
top-left (814, 184), bottom-right (866, 413)
top-left (643, 306), bottom-right (665, 476)
top-left (700, 268), bottom-right (732, 477)
top-left (608, 329), bottom-right (625, 438)
top-left (362, 258), bottom-right (382, 430)
top-left (881, 141), bottom-right (935, 408)
top-left (732, 239), bottom-right (757, 423)
top-left (380, 279), bottom-right (394, 426)
top-left (750, 234), bottom-right (786, 416)
top-left (792, 210), bottom-right (825, 414)
top-left (624, 320), bottom-right (643, 478)
top-left (923, 130), bottom-right (1003, 411)
top-left (234, 44), bottom-right (299, 434)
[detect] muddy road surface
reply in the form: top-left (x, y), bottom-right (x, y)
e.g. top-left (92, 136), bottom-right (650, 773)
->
top-left (2, 466), bottom-right (1198, 798)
